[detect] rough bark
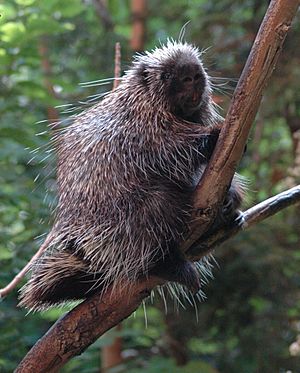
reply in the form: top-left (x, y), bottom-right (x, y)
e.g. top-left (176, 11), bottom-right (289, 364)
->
top-left (15, 278), bottom-right (162, 373)
top-left (15, 186), bottom-right (300, 372)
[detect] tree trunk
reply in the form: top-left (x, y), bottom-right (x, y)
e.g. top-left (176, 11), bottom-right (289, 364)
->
top-left (130, 0), bottom-right (147, 52)
top-left (101, 325), bottom-right (123, 372)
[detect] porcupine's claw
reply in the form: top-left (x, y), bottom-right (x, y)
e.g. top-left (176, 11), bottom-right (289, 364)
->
top-left (233, 210), bottom-right (246, 229)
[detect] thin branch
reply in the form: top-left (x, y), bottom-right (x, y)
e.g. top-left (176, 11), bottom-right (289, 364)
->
top-left (15, 185), bottom-right (300, 372)
top-left (113, 42), bottom-right (121, 90)
top-left (187, 185), bottom-right (300, 260)
top-left (1, 36), bottom-right (62, 299)
top-left (0, 234), bottom-right (52, 299)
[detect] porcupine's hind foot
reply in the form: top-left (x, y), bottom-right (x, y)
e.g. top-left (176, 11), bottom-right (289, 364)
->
top-left (149, 252), bottom-right (201, 294)
top-left (19, 251), bottom-right (103, 311)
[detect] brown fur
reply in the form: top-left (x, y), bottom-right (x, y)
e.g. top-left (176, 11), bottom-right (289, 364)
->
top-left (19, 41), bottom-right (244, 311)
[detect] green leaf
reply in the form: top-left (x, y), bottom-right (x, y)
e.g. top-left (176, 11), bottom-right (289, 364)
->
top-left (249, 297), bottom-right (271, 313)
top-left (0, 21), bottom-right (26, 43)
top-left (15, 0), bottom-right (36, 6)
top-left (0, 4), bottom-right (17, 25)
top-left (53, 0), bottom-right (84, 18)
top-left (26, 14), bottom-right (70, 36)
top-left (184, 360), bottom-right (219, 373)
top-left (0, 249), bottom-right (14, 260)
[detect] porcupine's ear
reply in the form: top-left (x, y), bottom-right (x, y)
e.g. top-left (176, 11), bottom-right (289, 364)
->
top-left (137, 63), bottom-right (149, 86)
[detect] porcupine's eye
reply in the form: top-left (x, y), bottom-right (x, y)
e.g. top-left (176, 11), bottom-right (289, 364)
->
top-left (142, 70), bottom-right (148, 79)
top-left (161, 72), bottom-right (171, 80)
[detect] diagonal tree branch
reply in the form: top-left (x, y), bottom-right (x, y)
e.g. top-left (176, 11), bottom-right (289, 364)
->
top-left (15, 185), bottom-right (300, 372)
top-left (182, 0), bottom-right (300, 250)
top-left (15, 0), bottom-right (300, 371)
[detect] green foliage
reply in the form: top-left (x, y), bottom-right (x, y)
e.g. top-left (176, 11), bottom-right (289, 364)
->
top-left (128, 356), bottom-right (220, 373)
top-left (0, 0), bottom-right (299, 372)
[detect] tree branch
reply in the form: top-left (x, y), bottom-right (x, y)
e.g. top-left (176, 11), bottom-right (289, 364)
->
top-left (187, 185), bottom-right (300, 260)
top-left (182, 0), bottom-right (300, 250)
top-left (113, 42), bottom-right (121, 90)
top-left (0, 234), bottom-right (53, 299)
top-left (15, 185), bottom-right (300, 372)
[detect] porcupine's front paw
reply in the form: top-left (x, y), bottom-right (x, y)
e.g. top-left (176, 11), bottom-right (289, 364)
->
top-left (222, 193), bottom-right (239, 220)
top-left (221, 208), bottom-right (246, 231)
top-left (202, 191), bottom-right (244, 239)
top-left (220, 179), bottom-right (243, 219)
top-left (222, 193), bottom-right (245, 229)
top-left (234, 210), bottom-right (246, 228)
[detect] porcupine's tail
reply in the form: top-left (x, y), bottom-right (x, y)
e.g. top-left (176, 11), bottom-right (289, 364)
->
top-left (18, 246), bottom-right (102, 311)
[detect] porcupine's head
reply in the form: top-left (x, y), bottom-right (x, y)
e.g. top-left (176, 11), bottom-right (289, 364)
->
top-left (124, 40), bottom-right (213, 123)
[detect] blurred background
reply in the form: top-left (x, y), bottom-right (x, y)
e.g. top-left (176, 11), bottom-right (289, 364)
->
top-left (0, 1), bottom-right (300, 372)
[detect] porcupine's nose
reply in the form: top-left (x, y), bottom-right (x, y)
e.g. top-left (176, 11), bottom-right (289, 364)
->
top-left (180, 72), bottom-right (203, 105)
top-left (181, 72), bottom-right (203, 102)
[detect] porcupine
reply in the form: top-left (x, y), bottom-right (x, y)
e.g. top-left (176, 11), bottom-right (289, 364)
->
top-left (19, 41), bottom-right (244, 311)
